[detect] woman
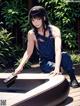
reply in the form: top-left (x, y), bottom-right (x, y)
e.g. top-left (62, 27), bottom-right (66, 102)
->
top-left (14, 6), bottom-right (79, 88)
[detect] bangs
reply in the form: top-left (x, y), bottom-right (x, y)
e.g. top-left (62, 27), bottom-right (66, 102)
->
top-left (30, 10), bottom-right (43, 19)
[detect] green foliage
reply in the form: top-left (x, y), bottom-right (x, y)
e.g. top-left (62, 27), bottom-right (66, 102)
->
top-left (0, 28), bottom-right (14, 68)
top-left (1, 2), bottom-right (19, 27)
top-left (1, 0), bottom-right (29, 33)
top-left (71, 54), bottom-right (80, 64)
top-left (0, 27), bottom-right (24, 69)
top-left (62, 29), bottom-right (77, 49)
top-left (38, 0), bottom-right (79, 50)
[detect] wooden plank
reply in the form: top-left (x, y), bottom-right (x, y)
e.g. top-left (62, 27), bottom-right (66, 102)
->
top-left (74, 100), bottom-right (80, 104)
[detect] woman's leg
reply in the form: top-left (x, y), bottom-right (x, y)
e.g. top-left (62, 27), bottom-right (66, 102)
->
top-left (61, 52), bottom-right (79, 88)
top-left (40, 60), bottom-right (55, 73)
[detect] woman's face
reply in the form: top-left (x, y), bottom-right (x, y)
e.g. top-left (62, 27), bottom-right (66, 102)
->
top-left (31, 17), bottom-right (43, 29)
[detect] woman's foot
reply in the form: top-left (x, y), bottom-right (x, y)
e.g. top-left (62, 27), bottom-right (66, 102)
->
top-left (70, 79), bottom-right (79, 88)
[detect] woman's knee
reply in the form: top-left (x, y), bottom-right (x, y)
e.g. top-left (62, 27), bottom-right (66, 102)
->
top-left (61, 52), bottom-right (72, 62)
top-left (61, 52), bottom-right (73, 71)
top-left (40, 61), bottom-right (54, 73)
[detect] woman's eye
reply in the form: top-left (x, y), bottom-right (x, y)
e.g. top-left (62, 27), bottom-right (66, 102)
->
top-left (37, 18), bottom-right (41, 20)
top-left (32, 18), bottom-right (35, 21)
top-left (32, 19), bottom-right (34, 21)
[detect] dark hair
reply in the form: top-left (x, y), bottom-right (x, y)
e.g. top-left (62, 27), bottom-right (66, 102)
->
top-left (28, 6), bottom-right (49, 31)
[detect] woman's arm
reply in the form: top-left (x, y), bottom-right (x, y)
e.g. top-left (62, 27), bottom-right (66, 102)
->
top-left (51, 25), bottom-right (61, 75)
top-left (14, 30), bottom-right (35, 75)
top-left (54, 28), bottom-right (61, 72)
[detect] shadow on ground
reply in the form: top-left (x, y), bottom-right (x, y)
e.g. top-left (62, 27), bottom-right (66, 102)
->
top-left (58, 96), bottom-right (73, 106)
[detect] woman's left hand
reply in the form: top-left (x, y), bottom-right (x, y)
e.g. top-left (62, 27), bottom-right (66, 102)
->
top-left (49, 69), bottom-right (62, 76)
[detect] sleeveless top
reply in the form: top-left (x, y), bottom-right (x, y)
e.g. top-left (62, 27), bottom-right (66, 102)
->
top-left (35, 26), bottom-right (55, 63)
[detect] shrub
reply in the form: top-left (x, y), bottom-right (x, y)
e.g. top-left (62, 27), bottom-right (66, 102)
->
top-left (0, 28), bottom-right (14, 68)
top-left (71, 54), bottom-right (80, 64)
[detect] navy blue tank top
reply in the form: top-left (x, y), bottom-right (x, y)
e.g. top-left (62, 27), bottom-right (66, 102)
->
top-left (35, 27), bottom-right (55, 62)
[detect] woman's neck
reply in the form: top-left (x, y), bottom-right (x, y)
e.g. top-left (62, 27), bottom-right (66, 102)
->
top-left (37, 27), bottom-right (45, 35)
